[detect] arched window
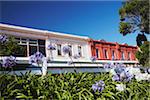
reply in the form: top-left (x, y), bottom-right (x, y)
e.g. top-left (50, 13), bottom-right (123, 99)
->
top-left (121, 51), bottom-right (125, 60)
top-left (112, 50), bottom-right (115, 60)
top-left (128, 52), bottom-right (130, 60)
top-left (96, 48), bottom-right (99, 58)
top-left (104, 49), bottom-right (108, 59)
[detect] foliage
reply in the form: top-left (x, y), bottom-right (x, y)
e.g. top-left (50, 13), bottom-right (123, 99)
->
top-left (0, 72), bottom-right (149, 99)
top-left (0, 35), bottom-right (25, 56)
top-left (119, 0), bottom-right (149, 36)
top-left (136, 41), bottom-right (150, 67)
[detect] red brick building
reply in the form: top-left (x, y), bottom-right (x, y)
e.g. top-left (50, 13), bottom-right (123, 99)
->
top-left (90, 39), bottom-right (138, 61)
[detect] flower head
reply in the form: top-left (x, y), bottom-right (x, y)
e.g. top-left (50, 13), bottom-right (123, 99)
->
top-left (112, 70), bottom-right (133, 82)
top-left (2, 56), bottom-right (16, 68)
top-left (47, 44), bottom-right (56, 50)
top-left (29, 52), bottom-right (45, 65)
top-left (116, 84), bottom-right (126, 91)
top-left (104, 63), bottom-right (115, 69)
top-left (63, 45), bottom-right (71, 54)
top-left (90, 56), bottom-right (97, 62)
top-left (0, 34), bottom-right (8, 43)
top-left (92, 80), bottom-right (105, 92)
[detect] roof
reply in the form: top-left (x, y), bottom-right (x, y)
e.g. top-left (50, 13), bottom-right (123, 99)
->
top-left (0, 23), bottom-right (90, 40)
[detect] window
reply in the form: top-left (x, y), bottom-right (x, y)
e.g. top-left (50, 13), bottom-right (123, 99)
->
top-left (15, 37), bottom-right (21, 44)
top-left (68, 45), bottom-right (72, 56)
top-left (112, 50), bottom-right (115, 60)
top-left (121, 51), bottom-right (125, 60)
top-left (128, 52), bottom-right (130, 60)
top-left (104, 49), bottom-right (108, 59)
top-left (29, 46), bottom-right (37, 56)
top-left (57, 44), bottom-right (62, 56)
top-left (21, 38), bottom-right (27, 44)
top-left (38, 40), bottom-right (46, 56)
top-left (14, 37), bottom-right (27, 57)
top-left (14, 45), bottom-right (27, 57)
top-left (96, 48), bottom-right (99, 58)
top-left (78, 46), bottom-right (82, 57)
top-left (15, 37), bottom-right (46, 57)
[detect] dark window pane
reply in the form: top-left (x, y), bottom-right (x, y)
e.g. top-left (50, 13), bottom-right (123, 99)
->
top-left (78, 46), bottom-right (82, 56)
top-left (38, 40), bottom-right (45, 45)
top-left (29, 39), bottom-right (37, 45)
top-left (68, 45), bottom-right (72, 56)
top-left (14, 45), bottom-right (27, 57)
top-left (57, 44), bottom-right (61, 56)
top-left (104, 50), bottom-right (107, 59)
top-left (39, 46), bottom-right (46, 56)
top-left (96, 48), bottom-right (99, 58)
top-left (29, 46), bottom-right (37, 56)
top-left (121, 52), bottom-right (124, 60)
top-left (128, 52), bottom-right (130, 60)
top-left (112, 50), bottom-right (115, 60)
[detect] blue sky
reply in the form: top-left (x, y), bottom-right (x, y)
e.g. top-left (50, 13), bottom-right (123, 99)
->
top-left (0, 1), bottom-right (144, 45)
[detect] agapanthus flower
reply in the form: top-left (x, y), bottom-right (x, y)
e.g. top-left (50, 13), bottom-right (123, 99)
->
top-left (92, 80), bottom-right (105, 92)
top-left (47, 44), bottom-right (56, 50)
top-left (73, 54), bottom-right (80, 59)
top-left (126, 67), bottom-right (141, 75)
top-left (114, 66), bottom-right (126, 74)
top-left (2, 56), bottom-right (16, 68)
top-left (63, 45), bottom-right (71, 54)
top-left (135, 73), bottom-right (150, 81)
top-left (116, 84), bottom-right (126, 91)
top-left (29, 52), bottom-right (45, 65)
top-left (90, 56), bottom-right (97, 62)
top-left (112, 69), bottom-right (133, 82)
top-left (0, 34), bottom-right (7, 43)
top-left (104, 63), bottom-right (115, 69)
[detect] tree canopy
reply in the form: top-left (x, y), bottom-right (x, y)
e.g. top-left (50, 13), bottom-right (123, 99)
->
top-left (0, 35), bottom-right (25, 56)
top-left (136, 41), bottom-right (150, 67)
top-left (119, 0), bottom-right (149, 36)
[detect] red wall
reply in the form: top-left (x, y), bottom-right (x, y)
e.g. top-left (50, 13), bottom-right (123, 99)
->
top-left (90, 40), bottom-right (138, 61)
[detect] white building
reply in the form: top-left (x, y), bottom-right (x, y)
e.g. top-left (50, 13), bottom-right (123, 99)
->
top-left (0, 23), bottom-right (92, 62)
top-left (0, 23), bottom-right (138, 74)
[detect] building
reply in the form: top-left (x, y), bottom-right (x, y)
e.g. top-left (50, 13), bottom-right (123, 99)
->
top-left (0, 23), bottom-right (91, 62)
top-left (0, 23), bottom-right (139, 74)
top-left (90, 39), bottom-right (137, 61)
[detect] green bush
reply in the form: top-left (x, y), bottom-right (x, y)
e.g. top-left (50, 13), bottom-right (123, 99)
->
top-left (0, 72), bottom-right (149, 99)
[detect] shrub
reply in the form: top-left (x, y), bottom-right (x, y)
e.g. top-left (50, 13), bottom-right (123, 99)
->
top-left (0, 72), bottom-right (149, 99)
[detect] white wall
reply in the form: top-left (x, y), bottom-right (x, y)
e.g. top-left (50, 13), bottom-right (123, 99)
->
top-left (46, 37), bottom-right (90, 61)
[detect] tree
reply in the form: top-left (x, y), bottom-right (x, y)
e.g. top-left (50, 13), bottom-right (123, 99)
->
top-left (136, 41), bottom-right (150, 67)
top-left (119, 0), bottom-right (149, 36)
top-left (0, 34), bottom-right (25, 56)
top-left (119, 0), bottom-right (149, 66)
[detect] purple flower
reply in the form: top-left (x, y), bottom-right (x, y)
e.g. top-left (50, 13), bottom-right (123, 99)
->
top-left (90, 56), bottom-right (97, 62)
top-left (92, 80), bottom-right (105, 92)
top-left (73, 54), bottom-right (80, 59)
top-left (63, 45), bottom-right (71, 54)
top-left (114, 66), bottom-right (125, 74)
top-left (0, 34), bottom-right (7, 43)
top-left (2, 56), bottom-right (16, 68)
top-left (29, 52), bottom-right (45, 64)
top-left (112, 70), bottom-right (133, 82)
top-left (112, 74), bottom-right (120, 81)
top-left (47, 44), bottom-right (56, 50)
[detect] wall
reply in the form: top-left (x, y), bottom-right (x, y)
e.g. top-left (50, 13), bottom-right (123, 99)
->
top-left (90, 40), bottom-right (138, 61)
